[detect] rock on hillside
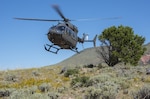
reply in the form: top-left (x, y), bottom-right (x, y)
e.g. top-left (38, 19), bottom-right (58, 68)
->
top-left (140, 42), bottom-right (150, 65)
top-left (56, 47), bottom-right (104, 67)
top-left (140, 54), bottom-right (150, 65)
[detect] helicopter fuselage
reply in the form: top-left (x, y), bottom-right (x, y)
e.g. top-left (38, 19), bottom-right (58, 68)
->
top-left (47, 23), bottom-right (78, 49)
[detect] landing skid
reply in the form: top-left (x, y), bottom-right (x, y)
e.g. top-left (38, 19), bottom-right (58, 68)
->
top-left (70, 47), bottom-right (79, 53)
top-left (44, 44), bottom-right (79, 54)
top-left (44, 44), bottom-right (61, 54)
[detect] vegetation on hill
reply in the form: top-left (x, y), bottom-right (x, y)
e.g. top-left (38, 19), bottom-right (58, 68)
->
top-left (0, 64), bottom-right (150, 99)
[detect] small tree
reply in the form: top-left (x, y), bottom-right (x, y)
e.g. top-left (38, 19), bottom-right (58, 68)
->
top-left (98, 25), bottom-right (146, 66)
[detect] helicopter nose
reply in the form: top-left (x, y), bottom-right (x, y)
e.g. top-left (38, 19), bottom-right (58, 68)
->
top-left (48, 29), bottom-right (61, 35)
top-left (47, 29), bottom-right (59, 37)
top-left (48, 29), bottom-right (53, 34)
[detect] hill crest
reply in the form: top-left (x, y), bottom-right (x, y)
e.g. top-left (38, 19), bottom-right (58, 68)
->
top-left (55, 42), bottom-right (150, 67)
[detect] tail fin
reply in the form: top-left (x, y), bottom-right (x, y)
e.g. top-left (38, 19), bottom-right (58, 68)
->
top-left (93, 35), bottom-right (97, 47)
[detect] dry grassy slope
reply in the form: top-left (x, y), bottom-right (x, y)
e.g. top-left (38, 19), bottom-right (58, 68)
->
top-left (0, 43), bottom-right (150, 99)
top-left (55, 42), bottom-right (150, 67)
top-left (55, 47), bottom-right (104, 67)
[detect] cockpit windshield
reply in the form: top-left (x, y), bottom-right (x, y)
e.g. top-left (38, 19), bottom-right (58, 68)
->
top-left (57, 26), bottom-right (65, 31)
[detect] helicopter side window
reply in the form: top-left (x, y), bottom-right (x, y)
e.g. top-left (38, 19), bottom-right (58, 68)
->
top-left (66, 29), bottom-right (69, 35)
top-left (69, 30), bottom-right (76, 39)
top-left (72, 32), bottom-right (75, 38)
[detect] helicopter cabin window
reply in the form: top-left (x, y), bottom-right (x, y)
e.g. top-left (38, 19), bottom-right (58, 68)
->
top-left (66, 28), bottom-right (69, 35)
top-left (66, 28), bottom-right (75, 37)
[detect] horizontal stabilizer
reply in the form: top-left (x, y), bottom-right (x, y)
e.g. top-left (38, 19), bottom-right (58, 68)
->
top-left (84, 35), bottom-right (97, 47)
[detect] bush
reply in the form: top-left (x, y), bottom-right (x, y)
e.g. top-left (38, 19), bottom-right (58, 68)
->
top-left (84, 87), bottom-right (101, 99)
top-left (64, 69), bottom-right (79, 77)
top-left (87, 74), bottom-right (110, 86)
top-left (38, 83), bottom-right (51, 92)
top-left (132, 85), bottom-right (150, 99)
top-left (32, 70), bottom-right (40, 76)
top-left (10, 89), bottom-right (55, 99)
top-left (84, 86), bottom-right (116, 99)
top-left (4, 74), bottom-right (17, 82)
top-left (29, 93), bottom-right (51, 99)
top-left (47, 92), bottom-right (59, 99)
top-left (0, 89), bottom-right (10, 97)
top-left (83, 64), bottom-right (95, 68)
top-left (97, 63), bottom-right (108, 69)
top-left (86, 73), bottom-right (130, 90)
top-left (57, 87), bottom-right (66, 93)
top-left (29, 86), bottom-right (38, 94)
top-left (9, 89), bottom-right (30, 99)
top-left (71, 76), bottom-right (89, 88)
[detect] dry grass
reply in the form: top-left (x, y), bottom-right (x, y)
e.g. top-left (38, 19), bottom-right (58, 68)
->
top-left (0, 64), bottom-right (149, 99)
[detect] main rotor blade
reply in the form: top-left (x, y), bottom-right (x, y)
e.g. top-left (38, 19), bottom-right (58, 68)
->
top-left (52, 5), bottom-right (69, 22)
top-left (76, 17), bottom-right (122, 21)
top-left (14, 17), bottom-right (63, 22)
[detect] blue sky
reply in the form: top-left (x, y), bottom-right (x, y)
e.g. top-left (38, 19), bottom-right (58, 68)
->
top-left (0, 0), bottom-right (150, 70)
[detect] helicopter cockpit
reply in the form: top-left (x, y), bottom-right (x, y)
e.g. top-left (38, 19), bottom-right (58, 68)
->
top-left (56, 26), bottom-right (65, 33)
top-left (49, 25), bottom-right (66, 34)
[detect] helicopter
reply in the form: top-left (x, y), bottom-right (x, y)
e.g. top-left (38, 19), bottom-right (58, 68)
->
top-left (14, 5), bottom-right (119, 54)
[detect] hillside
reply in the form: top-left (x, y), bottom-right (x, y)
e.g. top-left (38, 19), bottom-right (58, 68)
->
top-left (0, 43), bottom-right (150, 99)
top-left (56, 42), bottom-right (150, 67)
top-left (0, 63), bottom-right (150, 99)
top-left (55, 47), bottom-right (104, 67)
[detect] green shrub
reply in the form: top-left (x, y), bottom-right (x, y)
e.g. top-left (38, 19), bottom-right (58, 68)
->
top-left (10, 90), bottom-right (54, 99)
top-left (84, 87), bottom-right (101, 99)
top-left (29, 86), bottom-right (38, 94)
top-left (38, 83), bottom-right (51, 92)
top-left (57, 87), bottom-right (66, 93)
top-left (32, 70), bottom-right (40, 76)
top-left (71, 76), bottom-right (89, 88)
top-left (86, 73), bottom-right (130, 90)
top-left (84, 86), bottom-right (117, 99)
top-left (0, 89), bottom-right (10, 97)
top-left (9, 89), bottom-right (30, 99)
top-left (64, 69), bottom-right (79, 77)
top-left (4, 74), bottom-right (17, 82)
top-left (83, 73), bottom-right (126, 99)
top-left (132, 85), bottom-right (150, 99)
top-left (47, 92), bottom-right (59, 99)
top-left (97, 63), bottom-right (108, 69)
top-left (83, 64), bottom-right (95, 68)
top-left (87, 74), bottom-right (110, 86)
top-left (29, 93), bottom-right (51, 99)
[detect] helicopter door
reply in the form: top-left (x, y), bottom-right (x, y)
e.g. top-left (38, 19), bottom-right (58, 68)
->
top-left (63, 28), bottom-right (77, 46)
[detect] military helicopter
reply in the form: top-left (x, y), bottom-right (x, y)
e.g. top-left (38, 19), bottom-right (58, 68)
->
top-left (14, 5), bottom-right (118, 54)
